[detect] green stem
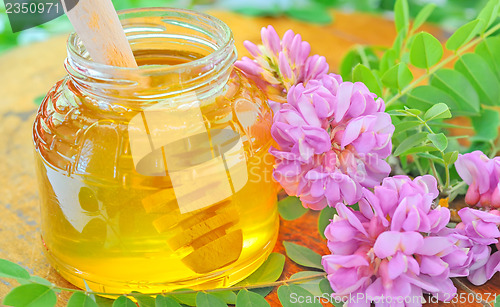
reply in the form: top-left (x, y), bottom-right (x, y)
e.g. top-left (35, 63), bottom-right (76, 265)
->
top-left (421, 120), bottom-right (434, 134)
top-left (386, 22), bottom-right (500, 107)
top-left (414, 157), bottom-right (424, 175)
top-left (357, 46), bottom-right (371, 69)
top-left (449, 181), bottom-right (468, 196)
top-left (443, 159), bottom-right (451, 190)
top-left (429, 159), bottom-right (443, 187)
top-left (489, 140), bottom-right (498, 159)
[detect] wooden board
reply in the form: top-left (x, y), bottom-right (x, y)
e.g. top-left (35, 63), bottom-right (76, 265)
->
top-left (0, 8), bottom-right (497, 306)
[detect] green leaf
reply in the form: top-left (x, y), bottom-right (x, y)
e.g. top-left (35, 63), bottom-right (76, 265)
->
top-left (406, 86), bottom-right (459, 113)
top-left (319, 278), bottom-right (333, 295)
top-left (400, 145), bottom-right (438, 156)
top-left (278, 197), bottom-right (308, 221)
top-left (431, 69), bottom-right (480, 114)
top-left (477, 0), bottom-right (500, 33)
top-left (446, 19), bottom-right (484, 51)
top-left (277, 285), bottom-right (322, 307)
top-left (394, 132), bottom-right (429, 156)
top-left (476, 36), bottom-right (500, 80)
top-left (169, 289), bottom-right (197, 306)
top-left (236, 290), bottom-right (270, 307)
top-left (3, 284), bottom-right (56, 307)
top-left (237, 253), bottom-right (285, 285)
top-left (211, 291), bottom-right (237, 305)
top-left (402, 108), bottom-right (423, 116)
top-left (455, 53), bottom-right (499, 106)
top-left (443, 151), bottom-right (459, 165)
top-left (412, 3), bottom-right (437, 31)
top-left (392, 30), bottom-right (406, 58)
top-left (339, 49), bottom-right (359, 81)
top-left (381, 62), bottom-right (413, 90)
top-left (340, 48), bottom-right (379, 81)
top-left (318, 206), bottom-right (336, 239)
top-left (394, 120), bottom-right (422, 135)
top-left (0, 259), bottom-right (30, 280)
top-left (95, 296), bottom-right (115, 307)
top-left (17, 276), bottom-right (54, 290)
top-left (472, 109), bottom-right (500, 141)
top-left (424, 103), bottom-right (452, 121)
top-left (285, 4), bottom-right (332, 24)
top-left (410, 32), bottom-right (443, 69)
top-left (283, 241), bottom-right (323, 270)
top-left (131, 292), bottom-right (155, 307)
top-left (379, 49), bottom-right (397, 74)
top-left (290, 271), bottom-right (324, 297)
top-left (394, 0), bottom-right (410, 34)
top-left (195, 292), bottom-right (227, 307)
top-left (428, 133), bottom-right (448, 152)
top-left (417, 152), bottom-right (444, 164)
top-left (67, 292), bottom-right (99, 307)
top-left (249, 287), bottom-right (273, 298)
top-left (155, 295), bottom-right (181, 307)
top-left (389, 109), bottom-right (422, 117)
top-left (352, 64), bottom-right (383, 96)
top-left (112, 296), bottom-right (136, 307)
top-left (494, 290), bottom-right (500, 306)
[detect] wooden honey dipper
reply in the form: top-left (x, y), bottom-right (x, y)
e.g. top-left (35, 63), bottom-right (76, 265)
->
top-left (62, 0), bottom-right (137, 67)
top-left (63, 0), bottom-right (243, 273)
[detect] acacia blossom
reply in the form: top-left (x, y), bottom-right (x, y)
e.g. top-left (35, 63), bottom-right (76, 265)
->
top-left (321, 175), bottom-right (465, 306)
top-left (455, 151), bottom-right (500, 208)
top-left (440, 207), bottom-right (500, 285)
top-left (270, 74), bottom-right (394, 209)
top-left (235, 25), bottom-right (329, 93)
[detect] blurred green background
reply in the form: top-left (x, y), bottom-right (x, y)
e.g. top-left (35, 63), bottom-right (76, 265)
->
top-left (0, 0), bottom-right (489, 54)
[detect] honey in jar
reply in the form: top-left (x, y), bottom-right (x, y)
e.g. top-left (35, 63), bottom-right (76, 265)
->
top-left (33, 8), bottom-right (278, 294)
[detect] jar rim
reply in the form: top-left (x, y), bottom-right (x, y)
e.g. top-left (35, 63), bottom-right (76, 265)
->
top-left (67, 7), bottom-right (234, 74)
top-left (65, 7), bottom-right (237, 101)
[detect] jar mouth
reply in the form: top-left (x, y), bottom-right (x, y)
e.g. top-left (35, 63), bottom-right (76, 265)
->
top-left (68, 7), bottom-right (234, 72)
top-left (65, 7), bottom-right (237, 100)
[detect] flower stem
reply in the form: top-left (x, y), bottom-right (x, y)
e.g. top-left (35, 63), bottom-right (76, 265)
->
top-left (448, 181), bottom-right (468, 202)
top-left (357, 46), bottom-right (371, 69)
top-left (429, 159), bottom-right (443, 187)
top-left (443, 160), bottom-right (451, 190)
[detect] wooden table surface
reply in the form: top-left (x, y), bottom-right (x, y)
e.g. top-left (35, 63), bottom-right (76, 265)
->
top-left (0, 8), bottom-right (498, 306)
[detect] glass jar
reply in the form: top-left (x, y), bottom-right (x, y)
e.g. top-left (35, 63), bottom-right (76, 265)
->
top-left (33, 8), bottom-right (278, 294)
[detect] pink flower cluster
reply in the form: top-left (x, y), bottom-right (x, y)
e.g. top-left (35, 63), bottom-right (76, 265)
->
top-left (237, 26), bottom-right (394, 209)
top-left (238, 25), bottom-right (500, 305)
top-left (270, 74), bottom-right (394, 209)
top-left (441, 208), bottom-right (500, 285)
top-left (455, 151), bottom-right (500, 208)
top-left (322, 175), bottom-right (500, 306)
top-left (236, 26), bottom-right (329, 92)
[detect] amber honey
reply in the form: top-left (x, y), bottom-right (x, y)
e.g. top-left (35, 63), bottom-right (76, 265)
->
top-left (33, 9), bottom-right (278, 294)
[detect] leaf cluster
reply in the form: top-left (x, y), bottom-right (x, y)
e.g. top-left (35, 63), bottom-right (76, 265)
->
top-left (340, 0), bottom-right (500, 196)
top-left (0, 244), bottom-right (334, 307)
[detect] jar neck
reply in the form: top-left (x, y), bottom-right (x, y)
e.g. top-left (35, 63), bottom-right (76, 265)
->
top-left (65, 8), bottom-right (237, 105)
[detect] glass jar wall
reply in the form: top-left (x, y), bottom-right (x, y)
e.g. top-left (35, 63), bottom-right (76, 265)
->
top-left (33, 8), bottom-right (278, 294)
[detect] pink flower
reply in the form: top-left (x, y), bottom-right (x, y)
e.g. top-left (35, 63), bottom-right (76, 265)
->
top-left (444, 207), bottom-right (500, 285)
top-left (455, 151), bottom-right (500, 208)
top-left (235, 26), bottom-right (329, 92)
top-left (322, 175), bottom-right (464, 306)
top-left (361, 175), bottom-right (449, 232)
top-left (271, 74), bottom-right (394, 209)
